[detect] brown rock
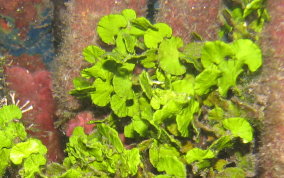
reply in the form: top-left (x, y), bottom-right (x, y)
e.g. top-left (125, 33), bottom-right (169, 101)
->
top-left (258, 0), bottom-right (284, 177)
top-left (156, 0), bottom-right (222, 43)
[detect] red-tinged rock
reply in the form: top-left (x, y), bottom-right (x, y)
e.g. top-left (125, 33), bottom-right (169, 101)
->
top-left (65, 111), bottom-right (96, 137)
top-left (4, 58), bottom-right (64, 162)
top-left (156, 0), bottom-right (221, 43)
top-left (7, 54), bottom-right (46, 73)
top-left (53, 0), bottom-right (147, 122)
top-left (35, 128), bottom-right (63, 162)
top-left (0, 18), bottom-right (11, 31)
top-left (0, 0), bottom-right (46, 38)
top-left (257, 0), bottom-right (284, 177)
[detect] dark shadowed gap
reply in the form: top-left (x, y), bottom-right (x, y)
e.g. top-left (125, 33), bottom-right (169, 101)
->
top-left (51, 0), bottom-right (67, 53)
top-left (147, 0), bottom-right (159, 23)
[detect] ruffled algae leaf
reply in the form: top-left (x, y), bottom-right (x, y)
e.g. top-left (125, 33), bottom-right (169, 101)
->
top-left (201, 41), bottom-right (234, 68)
top-left (222, 117), bottom-right (253, 143)
top-left (83, 45), bottom-right (105, 63)
top-left (185, 148), bottom-right (215, 164)
top-left (91, 78), bottom-right (113, 107)
top-left (150, 140), bottom-right (186, 177)
top-left (232, 39), bottom-right (262, 72)
top-left (97, 14), bottom-right (127, 44)
top-left (194, 65), bottom-right (221, 95)
top-left (10, 139), bottom-right (47, 165)
top-left (158, 37), bottom-right (185, 75)
top-left (144, 23), bottom-right (172, 49)
top-left (0, 105), bottom-right (22, 124)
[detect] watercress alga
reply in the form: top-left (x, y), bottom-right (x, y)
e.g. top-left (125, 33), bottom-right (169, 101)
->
top-left (1, 8), bottom-right (259, 177)
top-left (68, 8), bottom-right (262, 177)
top-left (0, 7), bottom-right (263, 178)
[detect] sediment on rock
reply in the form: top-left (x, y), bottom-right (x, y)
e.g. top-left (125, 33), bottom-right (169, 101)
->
top-left (258, 0), bottom-right (284, 177)
top-left (51, 0), bottom-right (148, 126)
top-left (155, 0), bottom-right (222, 43)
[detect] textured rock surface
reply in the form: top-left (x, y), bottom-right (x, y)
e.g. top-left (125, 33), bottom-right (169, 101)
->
top-left (0, 0), bottom-right (54, 63)
top-left (258, 0), bottom-right (284, 177)
top-left (156, 0), bottom-right (221, 43)
top-left (52, 0), bottom-right (148, 123)
top-left (0, 0), bottom-right (43, 38)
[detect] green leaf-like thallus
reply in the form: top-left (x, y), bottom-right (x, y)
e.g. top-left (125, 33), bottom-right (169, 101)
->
top-left (149, 140), bottom-right (186, 177)
top-left (10, 139), bottom-right (47, 165)
top-left (158, 37), bottom-right (186, 75)
top-left (0, 105), bottom-right (22, 125)
top-left (185, 148), bottom-right (215, 164)
top-left (97, 14), bottom-right (127, 44)
top-left (222, 117), bottom-right (253, 143)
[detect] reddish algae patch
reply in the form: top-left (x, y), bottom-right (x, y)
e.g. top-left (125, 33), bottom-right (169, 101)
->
top-left (4, 55), bottom-right (64, 162)
top-left (65, 111), bottom-right (96, 137)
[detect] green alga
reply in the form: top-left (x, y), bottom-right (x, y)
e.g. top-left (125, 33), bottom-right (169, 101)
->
top-left (0, 105), bottom-right (47, 178)
top-left (69, 8), bottom-right (262, 177)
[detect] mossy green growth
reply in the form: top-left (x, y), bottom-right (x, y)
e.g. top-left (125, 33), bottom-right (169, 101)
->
top-left (69, 9), bottom-right (262, 177)
top-left (220, 0), bottom-right (269, 41)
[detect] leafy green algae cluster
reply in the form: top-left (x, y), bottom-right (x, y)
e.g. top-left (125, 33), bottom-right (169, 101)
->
top-left (1, 0), bottom-right (268, 176)
top-left (68, 9), bottom-right (262, 177)
top-left (0, 105), bottom-right (47, 178)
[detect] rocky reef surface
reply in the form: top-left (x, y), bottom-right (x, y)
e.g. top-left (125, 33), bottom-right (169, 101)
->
top-left (156, 0), bottom-right (221, 43)
top-left (257, 0), bottom-right (284, 176)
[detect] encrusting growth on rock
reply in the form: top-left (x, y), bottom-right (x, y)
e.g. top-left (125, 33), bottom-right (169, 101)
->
top-left (156, 0), bottom-right (221, 43)
top-left (257, 0), bottom-right (284, 177)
